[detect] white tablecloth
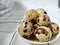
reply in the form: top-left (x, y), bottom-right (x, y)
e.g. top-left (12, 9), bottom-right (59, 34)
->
top-left (0, 1), bottom-right (26, 45)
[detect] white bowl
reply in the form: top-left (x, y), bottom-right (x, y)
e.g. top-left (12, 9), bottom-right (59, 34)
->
top-left (17, 16), bottom-right (60, 45)
top-left (18, 27), bottom-right (60, 45)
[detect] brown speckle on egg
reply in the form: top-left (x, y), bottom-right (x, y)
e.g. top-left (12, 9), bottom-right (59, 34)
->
top-left (57, 27), bottom-right (59, 30)
top-left (48, 18), bottom-right (50, 21)
top-left (51, 23), bottom-right (55, 24)
top-left (43, 17), bottom-right (46, 21)
top-left (31, 19), bottom-right (36, 25)
top-left (37, 18), bottom-right (39, 22)
top-left (25, 22), bottom-right (28, 24)
top-left (43, 15), bottom-right (46, 17)
top-left (31, 28), bottom-right (33, 31)
top-left (24, 25), bottom-right (27, 28)
top-left (33, 26), bottom-right (37, 30)
top-left (28, 15), bottom-right (30, 17)
top-left (24, 29), bottom-right (27, 33)
top-left (50, 26), bottom-right (53, 32)
top-left (44, 11), bottom-right (47, 14)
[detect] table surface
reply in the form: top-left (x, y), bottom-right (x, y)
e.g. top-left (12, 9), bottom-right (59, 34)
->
top-left (0, 0), bottom-right (60, 45)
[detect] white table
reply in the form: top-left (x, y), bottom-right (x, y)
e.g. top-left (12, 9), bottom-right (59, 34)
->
top-left (0, 1), bottom-right (26, 45)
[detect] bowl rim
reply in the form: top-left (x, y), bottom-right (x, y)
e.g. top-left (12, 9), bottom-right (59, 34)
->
top-left (17, 28), bottom-right (60, 44)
